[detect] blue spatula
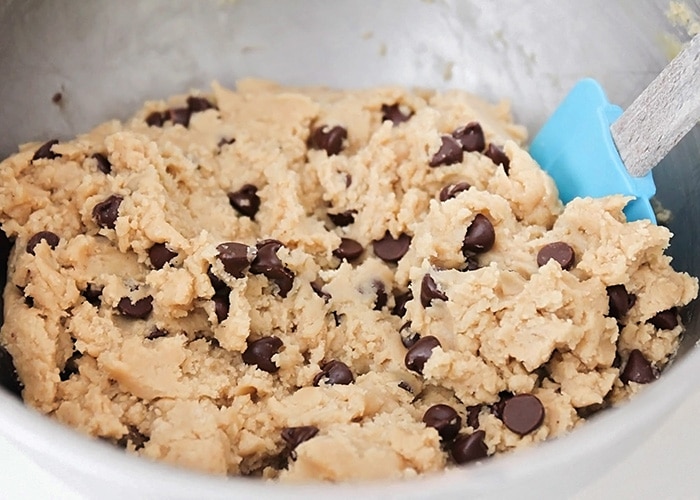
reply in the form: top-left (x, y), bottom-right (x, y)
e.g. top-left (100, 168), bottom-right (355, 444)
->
top-left (530, 34), bottom-right (700, 223)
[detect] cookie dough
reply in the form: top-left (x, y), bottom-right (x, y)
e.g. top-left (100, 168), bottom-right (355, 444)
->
top-left (0, 80), bottom-right (696, 481)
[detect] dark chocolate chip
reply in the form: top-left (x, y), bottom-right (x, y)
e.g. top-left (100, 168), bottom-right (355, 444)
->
top-left (168, 107), bottom-right (191, 127)
top-left (216, 242), bottom-right (252, 278)
top-left (420, 274), bottom-right (448, 308)
top-left (311, 280), bottom-right (331, 303)
top-left (92, 152), bottom-right (112, 174)
top-left (392, 289), bottom-right (413, 317)
top-left (485, 144), bottom-right (510, 173)
top-left (502, 393), bottom-right (545, 435)
top-left (451, 430), bottom-right (488, 465)
top-left (242, 336), bottom-right (283, 373)
top-left (208, 266), bottom-right (229, 295)
top-left (381, 103), bottom-right (412, 125)
top-left (213, 294), bottom-right (230, 323)
top-left (452, 122), bottom-right (486, 152)
top-left (333, 238), bottom-right (363, 262)
top-left (607, 285), bottom-right (636, 320)
top-left (313, 360), bottom-right (354, 386)
top-left (439, 182), bottom-right (471, 202)
top-left (149, 243), bottom-right (178, 270)
top-left (620, 349), bottom-right (656, 384)
top-left (462, 214), bottom-right (495, 254)
top-left (429, 135), bottom-right (463, 167)
top-left (328, 210), bottom-right (357, 227)
top-left (405, 335), bottom-right (441, 374)
top-left (145, 111), bottom-right (166, 127)
top-left (265, 266), bottom-right (295, 298)
top-left (186, 96), bottom-right (216, 113)
top-left (466, 405), bottom-right (481, 429)
top-left (228, 184), bottom-right (261, 219)
top-left (281, 426), bottom-right (319, 451)
top-left (373, 231), bottom-right (411, 263)
top-left (648, 308), bottom-right (678, 330)
top-left (423, 404), bottom-right (462, 441)
top-left (372, 280), bottom-right (388, 311)
top-left (117, 296), bottom-right (153, 319)
top-left (309, 125), bottom-right (347, 155)
top-left (26, 231), bottom-right (60, 255)
top-left (331, 311), bottom-right (343, 327)
top-left (32, 139), bottom-right (60, 161)
top-left (537, 241), bottom-right (575, 270)
top-left (250, 240), bottom-right (296, 297)
top-left (0, 346), bottom-right (24, 398)
top-left (398, 381), bottom-right (413, 393)
top-left (147, 328), bottom-right (169, 340)
top-left (92, 195), bottom-right (123, 229)
top-left (399, 321), bottom-right (421, 348)
top-left (59, 351), bottom-right (82, 381)
top-left (463, 256), bottom-right (480, 271)
top-left (81, 283), bottom-right (103, 307)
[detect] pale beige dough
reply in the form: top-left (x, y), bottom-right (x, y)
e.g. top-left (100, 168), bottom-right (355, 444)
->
top-left (0, 79), bottom-right (696, 481)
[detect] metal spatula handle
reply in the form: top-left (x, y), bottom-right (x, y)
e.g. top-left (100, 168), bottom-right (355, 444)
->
top-left (611, 34), bottom-right (700, 178)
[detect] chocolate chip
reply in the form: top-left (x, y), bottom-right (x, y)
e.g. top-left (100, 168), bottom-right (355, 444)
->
top-left (145, 111), bottom-right (166, 127)
top-left (208, 266), bottom-right (229, 295)
top-left (251, 240), bottom-right (296, 297)
top-left (213, 294), bottom-right (230, 323)
top-left (81, 283), bottom-right (103, 307)
top-left (228, 184), bottom-right (261, 219)
top-left (59, 351), bottom-right (82, 381)
top-left (147, 328), bottom-right (169, 340)
top-left (537, 242), bottom-right (575, 270)
top-left (26, 231), bottom-right (60, 255)
top-left (328, 210), bottom-right (357, 227)
top-left (398, 381), bottom-right (413, 393)
top-left (420, 274), bottom-right (448, 308)
top-left (372, 280), bottom-right (388, 311)
top-left (331, 311), bottom-right (343, 327)
top-left (242, 336), bottom-right (283, 373)
top-left (502, 393), bottom-right (545, 435)
top-left (399, 321), bottom-right (421, 348)
top-left (607, 285), bottom-right (636, 320)
top-left (620, 349), bottom-right (657, 384)
top-left (463, 256), bottom-right (480, 271)
top-left (186, 96), bottom-right (216, 113)
top-left (405, 335), bottom-right (441, 374)
top-left (92, 152), bottom-right (112, 174)
top-left (149, 243), bottom-right (178, 269)
top-left (333, 238), bottom-right (363, 262)
top-left (466, 405), bottom-right (481, 429)
top-left (452, 122), bottom-right (486, 152)
top-left (345, 174), bottom-right (352, 188)
top-left (309, 125), bottom-right (347, 155)
top-left (423, 404), bottom-right (462, 441)
top-left (373, 231), bottom-right (411, 263)
top-left (117, 296), bottom-right (153, 319)
top-left (32, 139), bottom-right (60, 161)
top-left (313, 360), bottom-right (354, 386)
top-left (451, 430), bottom-right (488, 465)
top-left (439, 182), bottom-right (471, 202)
top-left (462, 214), bottom-right (495, 254)
top-left (485, 144), bottom-right (510, 173)
top-left (168, 107), bottom-right (191, 127)
top-left (52, 92), bottom-right (62, 104)
top-left (491, 391), bottom-right (513, 420)
top-left (392, 289), bottom-right (413, 317)
top-left (648, 308), bottom-right (678, 330)
top-left (92, 195), bottom-right (123, 229)
top-left (429, 135), bottom-right (463, 167)
top-left (311, 280), bottom-right (331, 303)
top-left (281, 426), bottom-right (319, 452)
top-left (216, 242), bottom-right (252, 278)
top-left (0, 346), bottom-right (24, 398)
top-left (381, 103), bottom-right (412, 125)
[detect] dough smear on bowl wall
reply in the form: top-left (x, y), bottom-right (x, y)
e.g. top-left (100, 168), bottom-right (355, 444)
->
top-left (0, 78), bottom-right (696, 481)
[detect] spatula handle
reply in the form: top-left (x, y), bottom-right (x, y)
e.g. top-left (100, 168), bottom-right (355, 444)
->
top-left (611, 34), bottom-right (700, 177)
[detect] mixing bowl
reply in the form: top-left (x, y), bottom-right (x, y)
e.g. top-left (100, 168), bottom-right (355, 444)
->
top-left (0, 1), bottom-right (698, 498)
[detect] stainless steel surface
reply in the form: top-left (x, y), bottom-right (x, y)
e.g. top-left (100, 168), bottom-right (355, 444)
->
top-left (0, 1), bottom-right (699, 498)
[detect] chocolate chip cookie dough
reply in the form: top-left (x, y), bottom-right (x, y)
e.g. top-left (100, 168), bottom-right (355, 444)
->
top-left (0, 79), bottom-right (696, 481)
